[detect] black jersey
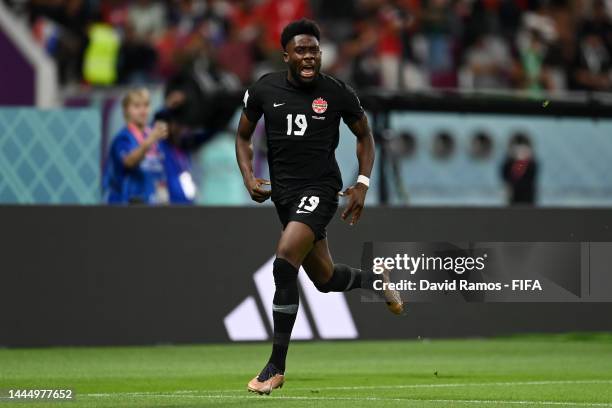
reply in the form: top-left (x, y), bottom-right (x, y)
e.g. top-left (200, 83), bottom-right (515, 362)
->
top-left (242, 71), bottom-right (364, 204)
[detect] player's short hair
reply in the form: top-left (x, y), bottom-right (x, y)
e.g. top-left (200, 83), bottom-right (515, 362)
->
top-left (280, 19), bottom-right (320, 50)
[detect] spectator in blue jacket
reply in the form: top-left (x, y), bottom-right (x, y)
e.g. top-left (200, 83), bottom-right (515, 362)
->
top-left (103, 88), bottom-right (169, 204)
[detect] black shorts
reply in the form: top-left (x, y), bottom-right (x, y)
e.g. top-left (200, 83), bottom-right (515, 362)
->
top-left (274, 188), bottom-right (339, 242)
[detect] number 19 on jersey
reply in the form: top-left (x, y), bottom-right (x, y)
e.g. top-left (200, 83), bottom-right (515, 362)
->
top-left (286, 114), bottom-right (308, 136)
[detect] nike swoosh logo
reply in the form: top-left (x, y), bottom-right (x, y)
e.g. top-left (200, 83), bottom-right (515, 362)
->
top-left (296, 210), bottom-right (311, 214)
top-left (273, 103), bottom-right (285, 107)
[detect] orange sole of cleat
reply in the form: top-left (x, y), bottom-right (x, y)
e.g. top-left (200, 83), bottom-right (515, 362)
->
top-left (247, 376), bottom-right (284, 395)
top-left (247, 388), bottom-right (267, 395)
top-left (386, 301), bottom-right (405, 315)
top-left (247, 384), bottom-right (283, 395)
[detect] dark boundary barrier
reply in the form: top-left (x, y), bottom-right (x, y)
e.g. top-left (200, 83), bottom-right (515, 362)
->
top-left (358, 90), bottom-right (612, 118)
top-left (1, 206), bottom-right (612, 347)
top-left (199, 89), bottom-right (612, 119)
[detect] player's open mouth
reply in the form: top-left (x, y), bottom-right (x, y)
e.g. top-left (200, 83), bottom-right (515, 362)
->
top-left (300, 66), bottom-right (315, 79)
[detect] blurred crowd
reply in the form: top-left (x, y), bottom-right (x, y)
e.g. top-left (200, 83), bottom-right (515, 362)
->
top-left (4, 0), bottom-right (612, 95)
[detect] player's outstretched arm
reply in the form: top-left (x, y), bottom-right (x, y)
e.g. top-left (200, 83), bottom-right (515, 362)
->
top-left (235, 112), bottom-right (272, 203)
top-left (341, 114), bottom-right (375, 225)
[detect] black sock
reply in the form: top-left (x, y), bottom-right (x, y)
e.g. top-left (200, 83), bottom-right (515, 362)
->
top-left (267, 258), bottom-right (299, 374)
top-left (315, 263), bottom-right (364, 293)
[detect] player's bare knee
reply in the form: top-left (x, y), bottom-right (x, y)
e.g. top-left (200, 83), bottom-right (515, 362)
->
top-left (275, 243), bottom-right (291, 260)
top-left (275, 246), bottom-right (301, 269)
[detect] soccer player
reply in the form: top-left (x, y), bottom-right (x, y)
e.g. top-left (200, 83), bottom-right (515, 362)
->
top-left (235, 19), bottom-right (403, 395)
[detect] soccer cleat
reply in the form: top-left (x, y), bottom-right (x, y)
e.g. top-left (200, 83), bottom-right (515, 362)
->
top-left (247, 363), bottom-right (285, 395)
top-left (381, 268), bottom-right (404, 315)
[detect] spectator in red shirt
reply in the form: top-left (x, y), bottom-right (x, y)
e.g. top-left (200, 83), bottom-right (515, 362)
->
top-left (255, 0), bottom-right (311, 54)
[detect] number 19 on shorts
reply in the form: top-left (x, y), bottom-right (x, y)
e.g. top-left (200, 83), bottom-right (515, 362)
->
top-left (287, 114), bottom-right (308, 136)
top-left (297, 195), bottom-right (319, 214)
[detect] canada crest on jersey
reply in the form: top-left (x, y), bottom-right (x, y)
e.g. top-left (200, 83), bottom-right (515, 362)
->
top-left (312, 97), bottom-right (328, 114)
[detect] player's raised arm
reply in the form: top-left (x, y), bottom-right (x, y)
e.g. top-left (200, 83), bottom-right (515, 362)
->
top-left (235, 112), bottom-right (271, 203)
top-left (341, 113), bottom-right (375, 225)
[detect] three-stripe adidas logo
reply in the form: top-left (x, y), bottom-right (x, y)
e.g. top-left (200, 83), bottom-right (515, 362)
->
top-left (224, 256), bottom-right (358, 341)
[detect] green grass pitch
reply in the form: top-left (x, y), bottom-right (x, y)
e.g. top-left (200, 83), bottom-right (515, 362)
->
top-left (1, 334), bottom-right (612, 407)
